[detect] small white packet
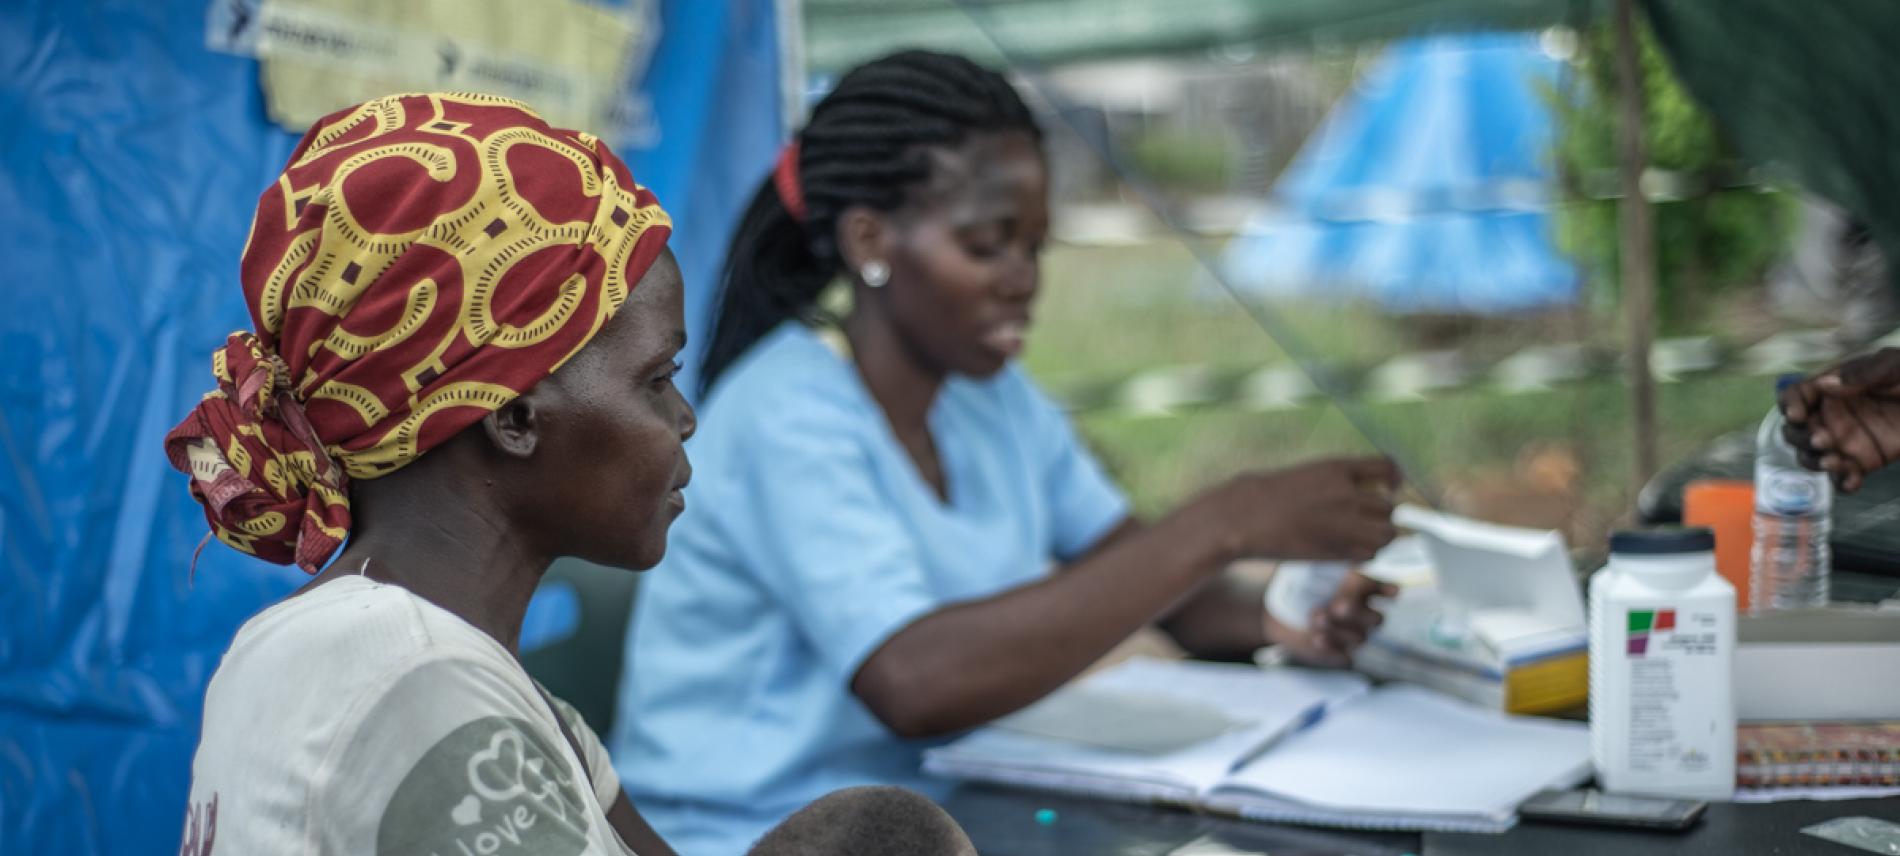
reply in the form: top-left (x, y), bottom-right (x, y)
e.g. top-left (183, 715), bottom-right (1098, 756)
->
top-left (1803, 816), bottom-right (1900, 855)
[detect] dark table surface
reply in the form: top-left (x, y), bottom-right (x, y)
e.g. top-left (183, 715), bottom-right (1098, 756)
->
top-left (943, 785), bottom-right (1418, 856)
top-left (945, 784), bottom-right (1900, 856)
top-left (1428, 796), bottom-right (1900, 856)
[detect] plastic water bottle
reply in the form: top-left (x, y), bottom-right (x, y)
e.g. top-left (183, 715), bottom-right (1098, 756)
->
top-left (1589, 528), bottom-right (1736, 800)
top-left (1750, 376), bottom-right (1832, 612)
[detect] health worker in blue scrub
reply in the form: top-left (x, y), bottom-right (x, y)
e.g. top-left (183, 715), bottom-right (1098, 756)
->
top-left (610, 50), bottom-right (1402, 855)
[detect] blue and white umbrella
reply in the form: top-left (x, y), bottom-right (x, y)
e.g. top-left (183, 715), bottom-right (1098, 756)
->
top-left (1220, 33), bottom-right (1578, 315)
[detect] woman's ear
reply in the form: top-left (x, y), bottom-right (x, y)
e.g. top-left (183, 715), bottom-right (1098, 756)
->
top-left (480, 393), bottom-right (540, 460)
top-left (835, 205), bottom-right (891, 277)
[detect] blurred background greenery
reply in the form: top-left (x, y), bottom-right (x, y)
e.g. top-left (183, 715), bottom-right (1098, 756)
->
top-left (1023, 240), bottom-right (1784, 551)
top-left (807, 12), bottom-right (1891, 555)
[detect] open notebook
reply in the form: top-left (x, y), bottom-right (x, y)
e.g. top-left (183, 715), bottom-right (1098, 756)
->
top-left (923, 657), bottom-right (1591, 833)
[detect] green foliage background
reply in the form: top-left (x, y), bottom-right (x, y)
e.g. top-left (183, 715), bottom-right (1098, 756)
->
top-left (1546, 22), bottom-right (1793, 334)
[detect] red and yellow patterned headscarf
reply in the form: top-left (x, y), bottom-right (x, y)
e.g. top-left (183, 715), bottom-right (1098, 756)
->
top-left (164, 92), bottom-right (671, 573)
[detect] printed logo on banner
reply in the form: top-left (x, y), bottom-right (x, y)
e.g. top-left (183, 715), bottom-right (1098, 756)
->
top-left (205, 0), bottom-right (264, 54)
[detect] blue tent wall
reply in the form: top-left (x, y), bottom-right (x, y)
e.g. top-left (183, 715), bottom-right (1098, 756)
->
top-left (0, 2), bottom-right (784, 852)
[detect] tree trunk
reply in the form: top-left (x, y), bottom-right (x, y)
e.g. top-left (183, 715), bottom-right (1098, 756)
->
top-left (1614, 0), bottom-right (1661, 494)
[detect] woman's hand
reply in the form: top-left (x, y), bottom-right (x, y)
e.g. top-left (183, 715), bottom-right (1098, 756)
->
top-left (1200, 457), bottom-right (1402, 562)
top-left (1782, 349), bottom-right (1900, 492)
top-left (1268, 571), bottom-right (1397, 668)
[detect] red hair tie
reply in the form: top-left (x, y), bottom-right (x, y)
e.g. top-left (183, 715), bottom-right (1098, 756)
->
top-left (773, 141), bottom-right (808, 224)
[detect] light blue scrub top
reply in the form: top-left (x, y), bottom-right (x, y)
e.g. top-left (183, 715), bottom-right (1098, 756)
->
top-left (609, 322), bottom-right (1129, 855)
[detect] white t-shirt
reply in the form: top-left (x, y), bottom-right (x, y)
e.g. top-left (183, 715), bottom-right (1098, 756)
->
top-left (180, 574), bottom-right (636, 856)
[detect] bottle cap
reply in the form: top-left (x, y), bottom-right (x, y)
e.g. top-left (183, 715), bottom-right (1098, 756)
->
top-left (1777, 373), bottom-right (1804, 393)
top-left (1610, 527), bottom-right (1716, 555)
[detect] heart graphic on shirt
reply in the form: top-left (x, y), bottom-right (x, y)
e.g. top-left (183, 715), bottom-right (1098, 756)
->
top-left (450, 794), bottom-right (481, 826)
top-left (376, 716), bottom-right (589, 856)
top-left (467, 728), bottom-right (529, 802)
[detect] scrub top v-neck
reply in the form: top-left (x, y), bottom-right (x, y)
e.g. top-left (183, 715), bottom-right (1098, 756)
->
top-left (609, 321), bottom-right (1128, 856)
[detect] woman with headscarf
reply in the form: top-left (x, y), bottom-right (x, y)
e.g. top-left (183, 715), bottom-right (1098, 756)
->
top-left (168, 93), bottom-right (971, 856)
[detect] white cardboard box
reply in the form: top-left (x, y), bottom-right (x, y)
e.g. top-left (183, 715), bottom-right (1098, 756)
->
top-left (1737, 607), bottom-right (1900, 721)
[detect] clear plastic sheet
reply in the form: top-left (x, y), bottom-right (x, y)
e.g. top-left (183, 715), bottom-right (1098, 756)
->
top-left (1804, 816), bottom-right (1900, 855)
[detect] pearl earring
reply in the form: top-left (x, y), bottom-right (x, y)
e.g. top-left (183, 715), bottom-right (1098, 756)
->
top-left (861, 260), bottom-right (890, 288)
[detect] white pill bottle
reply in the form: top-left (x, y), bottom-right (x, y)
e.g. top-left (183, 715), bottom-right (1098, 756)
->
top-left (1589, 527), bottom-right (1736, 800)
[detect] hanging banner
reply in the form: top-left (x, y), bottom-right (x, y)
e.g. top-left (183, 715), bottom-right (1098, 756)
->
top-left (207, 0), bottom-right (661, 144)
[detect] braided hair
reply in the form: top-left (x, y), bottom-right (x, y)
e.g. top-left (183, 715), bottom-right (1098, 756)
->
top-left (698, 50), bottom-right (1042, 395)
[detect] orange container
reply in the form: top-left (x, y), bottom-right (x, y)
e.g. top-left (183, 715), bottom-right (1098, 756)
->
top-left (1682, 479), bottom-right (1755, 613)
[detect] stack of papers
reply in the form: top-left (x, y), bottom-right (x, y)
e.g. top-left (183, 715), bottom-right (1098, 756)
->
top-left (1349, 511), bottom-right (1590, 715)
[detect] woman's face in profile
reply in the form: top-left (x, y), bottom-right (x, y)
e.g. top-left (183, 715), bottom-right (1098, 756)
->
top-left (876, 130), bottom-right (1049, 379)
top-left (514, 250), bottom-right (696, 571)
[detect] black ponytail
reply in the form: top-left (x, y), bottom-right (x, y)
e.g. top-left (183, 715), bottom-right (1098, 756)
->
top-left (698, 50), bottom-right (1042, 396)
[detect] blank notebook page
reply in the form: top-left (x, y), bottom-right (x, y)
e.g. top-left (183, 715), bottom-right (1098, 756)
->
top-left (1217, 684), bottom-right (1591, 817)
top-left (928, 659), bottom-right (1370, 796)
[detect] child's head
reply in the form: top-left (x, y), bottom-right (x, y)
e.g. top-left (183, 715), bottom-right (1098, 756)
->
top-left (747, 786), bottom-right (977, 856)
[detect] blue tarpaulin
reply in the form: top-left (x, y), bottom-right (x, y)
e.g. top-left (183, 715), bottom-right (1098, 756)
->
top-left (1220, 33), bottom-right (1578, 315)
top-left (0, 2), bottom-right (785, 851)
